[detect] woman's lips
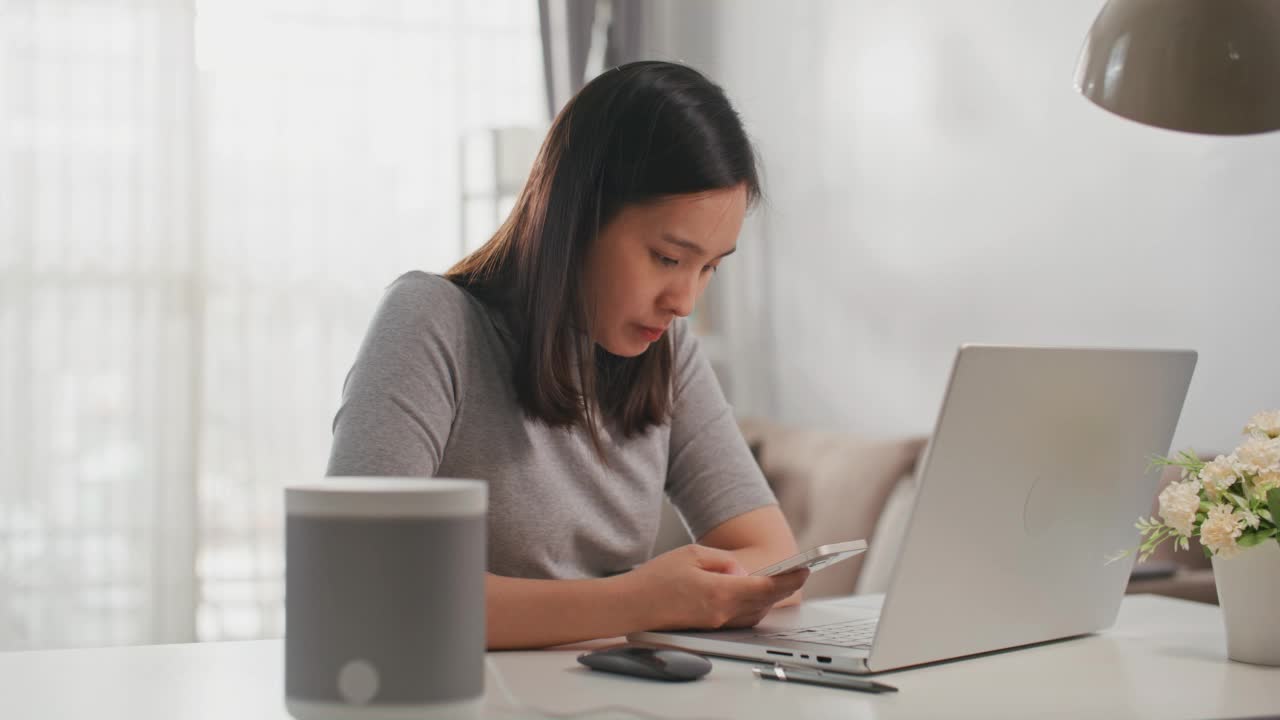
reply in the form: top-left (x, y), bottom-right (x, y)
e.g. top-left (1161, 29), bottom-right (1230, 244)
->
top-left (636, 324), bottom-right (666, 342)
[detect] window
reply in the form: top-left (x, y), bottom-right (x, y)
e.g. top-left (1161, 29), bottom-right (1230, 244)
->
top-left (0, 0), bottom-right (545, 649)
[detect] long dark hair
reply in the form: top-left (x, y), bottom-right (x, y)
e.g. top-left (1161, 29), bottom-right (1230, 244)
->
top-left (447, 61), bottom-right (761, 455)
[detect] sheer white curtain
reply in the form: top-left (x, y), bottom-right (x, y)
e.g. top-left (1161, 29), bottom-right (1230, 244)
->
top-left (0, 0), bottom-right (545, 650)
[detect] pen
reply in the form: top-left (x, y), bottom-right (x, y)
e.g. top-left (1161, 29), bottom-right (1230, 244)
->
top-left (752, 663), bottom-right (898, 694)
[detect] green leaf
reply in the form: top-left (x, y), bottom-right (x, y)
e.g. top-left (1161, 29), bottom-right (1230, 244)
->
top-left (1238, 531), bottom-right (1269, 548)
top-left (1268, 488), bottom-right (1280, 514)
top-left (1203, 544), bottom-right (1214, 559)
top-left (1148, 449), bottom-right (1205, 476)
top-left (1137, 528), bottom-right (1175, 557)
top-left (1105, 548), bottom-right (1135, 565)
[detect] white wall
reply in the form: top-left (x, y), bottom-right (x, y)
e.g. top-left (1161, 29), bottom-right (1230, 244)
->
top-left (643, 0), bottom-right (1280, 454)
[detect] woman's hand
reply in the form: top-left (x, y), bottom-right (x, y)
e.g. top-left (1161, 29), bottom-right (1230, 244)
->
top-left (618, 544), bottom-right (809, 632)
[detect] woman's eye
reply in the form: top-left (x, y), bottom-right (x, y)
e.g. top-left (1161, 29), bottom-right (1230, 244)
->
top-left (702, 264), bottom-right (718, 274)
top-left (652, 251), bottom-right (679, 267)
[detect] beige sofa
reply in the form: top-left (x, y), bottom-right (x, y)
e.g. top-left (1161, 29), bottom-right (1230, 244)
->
top-left (654, 418), bottom-right (1216, 604)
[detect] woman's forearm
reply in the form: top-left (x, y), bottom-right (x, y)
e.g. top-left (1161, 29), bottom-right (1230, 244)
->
top-left (485, 572), bottom-right (645, 649)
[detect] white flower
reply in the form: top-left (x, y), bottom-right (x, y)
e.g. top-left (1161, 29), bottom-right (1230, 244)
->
top-left (1240, 509), bottom-right (1261, 530)
top-left (1233, 436), bottom-right (1280, 475)
top-left (1244, 410), bottom-right (1280, 439)
top-left (1197, 455), bottom-right (1238, 499)
top-left (1158, 479), bottom-right (1202, 537)
top-left (1251, 469), bottom-right (1280, 497)
top-left (1199, 504), bottom-right (1246, 559)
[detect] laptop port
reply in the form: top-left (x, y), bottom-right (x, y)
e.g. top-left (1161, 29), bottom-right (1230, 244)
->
top-left (817, 656), bottom-right (832, 663)
top-left (766, 650), bottom-right (793, 657)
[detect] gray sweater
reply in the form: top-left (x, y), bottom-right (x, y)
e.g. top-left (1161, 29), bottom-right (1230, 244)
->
top-left (326, 272), bottom-right (776, 579)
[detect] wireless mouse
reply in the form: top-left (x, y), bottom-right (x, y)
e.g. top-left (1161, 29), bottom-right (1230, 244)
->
top-left (577, 644), bottom-right (712, 682)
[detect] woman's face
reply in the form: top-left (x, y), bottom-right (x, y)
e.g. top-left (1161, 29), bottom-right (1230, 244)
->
top-left (583, 184), bottom-right (747, 357)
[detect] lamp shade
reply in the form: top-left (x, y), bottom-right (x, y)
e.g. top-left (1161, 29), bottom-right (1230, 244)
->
top-left (1075, 0), bottom-right (1280, 135)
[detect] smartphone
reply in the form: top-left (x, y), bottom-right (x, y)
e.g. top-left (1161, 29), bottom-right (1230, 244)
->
top-left (749, 539), bottom-right (867, 577)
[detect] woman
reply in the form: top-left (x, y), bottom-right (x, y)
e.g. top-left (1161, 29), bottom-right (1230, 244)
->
top-left (327, 61), bottom-right (807, 649)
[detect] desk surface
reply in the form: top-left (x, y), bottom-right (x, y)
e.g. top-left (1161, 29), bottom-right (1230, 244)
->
top-left (2, 595), bottom-right (1277, 720)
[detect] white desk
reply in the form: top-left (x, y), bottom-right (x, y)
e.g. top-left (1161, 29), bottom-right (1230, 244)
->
top-left (1, 595), bottom-right (1276, 720)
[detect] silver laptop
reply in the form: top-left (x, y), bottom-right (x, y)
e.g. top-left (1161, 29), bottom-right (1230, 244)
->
top-left (631, 345), bottom-right (1197, 674)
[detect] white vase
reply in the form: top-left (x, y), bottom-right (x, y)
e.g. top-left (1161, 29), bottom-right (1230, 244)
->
top-left (1211, 540), bottom-right (1280, 666)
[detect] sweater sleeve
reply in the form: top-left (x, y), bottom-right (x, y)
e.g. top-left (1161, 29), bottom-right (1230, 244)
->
top-left (663, 318), bottom-right (778, 540)
top-left (326, 272), bottom-right (466, 478)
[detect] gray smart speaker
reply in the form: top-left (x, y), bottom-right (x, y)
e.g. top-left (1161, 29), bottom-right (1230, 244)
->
top-left (285, 478), bottom-right (487, 720)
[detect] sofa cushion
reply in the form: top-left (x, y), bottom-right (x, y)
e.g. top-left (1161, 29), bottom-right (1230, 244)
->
top-left (739, 418), bottom-right (927, 598)
top-left (856, 472), bottom-right (917, 594)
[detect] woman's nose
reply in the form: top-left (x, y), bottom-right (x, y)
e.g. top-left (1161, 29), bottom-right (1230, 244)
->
top-left (662, 275), bottom-right (699, 318)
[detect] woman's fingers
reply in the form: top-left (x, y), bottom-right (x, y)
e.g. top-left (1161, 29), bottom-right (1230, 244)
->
top-left (629, 545), bottom-right (812, 631)
top-left (719, 567), bottom-right (808, 624)
top-left (690, 545), bottom-right (748, 576)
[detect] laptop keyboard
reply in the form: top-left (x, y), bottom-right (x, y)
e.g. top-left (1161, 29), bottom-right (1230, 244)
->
top-left (762, 618), bottom-right (879, 649)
